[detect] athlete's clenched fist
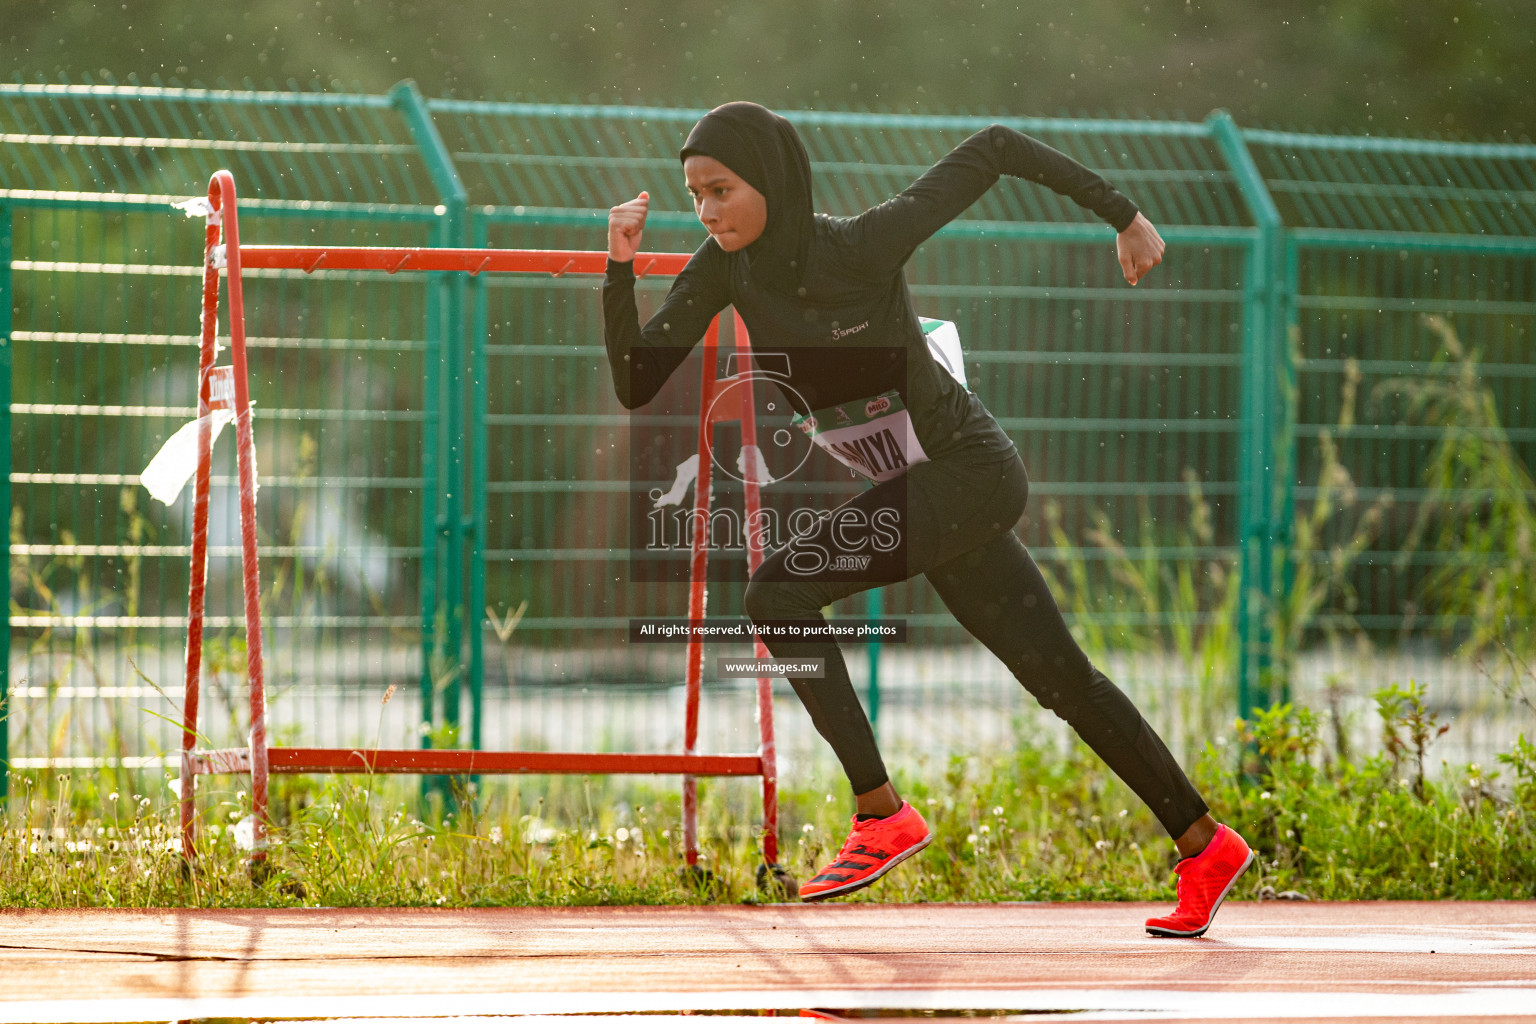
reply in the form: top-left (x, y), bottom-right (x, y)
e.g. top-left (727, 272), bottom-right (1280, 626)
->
top-left (1116, 211), bottom-right (1165, 286)
top-left (608, 191), bottom-right (650, 263)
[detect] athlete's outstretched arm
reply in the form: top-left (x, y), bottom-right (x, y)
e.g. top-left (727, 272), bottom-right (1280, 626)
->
top-left (848, 125), bottom-right (1150, 281)
top-left (602, 191), bottom-right (729, 409)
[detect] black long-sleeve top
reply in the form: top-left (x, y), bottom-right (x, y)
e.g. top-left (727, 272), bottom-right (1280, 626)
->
top-left (602, 125), bottom-right (1139, 464)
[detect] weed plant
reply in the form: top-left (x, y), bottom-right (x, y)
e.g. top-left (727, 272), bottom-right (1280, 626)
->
top-left (1039, 472), bottom-right (1240, 752)
top-left (1198, 684), bottom-right (1536, 900)
top-left (1037, 347), bottom-right (1388, 747)
top-left (1385, 315), bottom-right (1536, 669)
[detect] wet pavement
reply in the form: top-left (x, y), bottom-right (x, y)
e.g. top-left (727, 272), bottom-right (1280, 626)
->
top-left (1, 901), bottom-right (1534, 1022)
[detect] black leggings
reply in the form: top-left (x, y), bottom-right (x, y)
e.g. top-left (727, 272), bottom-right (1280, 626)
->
top-left (742, 450), bottom-right (1209, 839)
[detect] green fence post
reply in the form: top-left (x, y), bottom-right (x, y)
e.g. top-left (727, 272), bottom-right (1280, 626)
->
top-left (391, 81), bottom-right (471, 809)
top-left (390, 78), bottom-right (466, 736)
top-left (1209, 110), bottom-right (1288, 723)
top-left (0, 203), bottom-right (11, 804)
top-left (437, 214), bottom-right (468, 747)
top-left (1276, 237), bottom-right (1301, 644)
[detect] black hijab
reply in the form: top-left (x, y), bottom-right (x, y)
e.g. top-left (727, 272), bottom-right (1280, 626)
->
top-left (680, 101), bottom-right (814, 296)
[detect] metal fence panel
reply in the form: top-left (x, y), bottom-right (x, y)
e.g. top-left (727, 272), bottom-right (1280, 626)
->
top-left (4, 83), bottom-right (1534, 796)
top-left (2, 83), bottom-right (453, 791)
top-left (1248, 129), bottom-right (1536, 766)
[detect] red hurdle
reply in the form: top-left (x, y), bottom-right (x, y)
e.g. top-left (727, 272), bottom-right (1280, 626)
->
top-left (179, 170), bottom-right (784, 887)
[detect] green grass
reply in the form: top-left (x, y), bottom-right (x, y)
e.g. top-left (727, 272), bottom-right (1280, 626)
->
top-left (4, 684), bottom-right (1532, 908)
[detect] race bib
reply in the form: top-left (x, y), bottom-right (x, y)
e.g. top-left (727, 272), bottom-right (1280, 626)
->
top-left (785, 319), bottom-right (963, 483)
top-left (792, 390), bottom-right (930, 483)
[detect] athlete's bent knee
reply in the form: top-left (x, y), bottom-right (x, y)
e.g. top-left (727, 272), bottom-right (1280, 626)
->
top-left (743, 575), bottom-right (818, 623)
top-left (1019, 654), bottom-right (1099, 721)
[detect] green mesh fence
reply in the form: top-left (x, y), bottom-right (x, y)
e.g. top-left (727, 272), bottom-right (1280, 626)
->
top-left (1, 84), bottom-right (452, 791)
top-left (3, 82), bottom-right (1534, 799)
top-left (1251, 129), bottom-right (1536, 765)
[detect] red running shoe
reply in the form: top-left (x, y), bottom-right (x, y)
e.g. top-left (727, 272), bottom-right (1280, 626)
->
top-left (1145, 823), bottom-right (1254, 938)
top-left (799, 801), bottom-right (932, 902)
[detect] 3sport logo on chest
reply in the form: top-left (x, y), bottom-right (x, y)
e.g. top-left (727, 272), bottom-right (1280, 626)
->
top-left (830, 319), bottom-right (870, 341)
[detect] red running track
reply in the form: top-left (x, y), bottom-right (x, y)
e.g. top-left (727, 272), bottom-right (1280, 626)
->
top-left (1, 901), bottom-right (1533, 1022)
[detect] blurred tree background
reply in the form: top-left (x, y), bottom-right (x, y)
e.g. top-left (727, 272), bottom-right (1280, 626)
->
top-left (6, 0), bottom-right (1533, 137)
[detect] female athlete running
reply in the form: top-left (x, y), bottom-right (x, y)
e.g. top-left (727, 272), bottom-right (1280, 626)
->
top-left (602, 102), bottom-right (1252, 936)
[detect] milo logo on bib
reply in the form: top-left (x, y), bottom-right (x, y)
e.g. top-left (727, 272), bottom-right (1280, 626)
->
top-left (792, 389), bottom-right (929, 483)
